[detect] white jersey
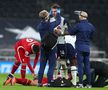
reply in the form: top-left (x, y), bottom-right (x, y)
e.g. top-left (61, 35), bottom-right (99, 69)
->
top-left (50, 17), bottom-right (56, 23)
top-left (56, 17), bottom-right (67, 44)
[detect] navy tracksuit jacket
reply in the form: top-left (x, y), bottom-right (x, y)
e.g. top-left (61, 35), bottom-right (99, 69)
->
top-left (37, 14), bottom-right (61, 84)
top-left (68, 20), bottom-right (95, 84)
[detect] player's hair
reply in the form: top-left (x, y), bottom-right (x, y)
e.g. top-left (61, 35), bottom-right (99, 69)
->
top-left (39, 10), bottom-right (49, 20)
top-left (32, 45), bottom-right (40, 53)
top-left (51, 4), bottom-right (60, 9)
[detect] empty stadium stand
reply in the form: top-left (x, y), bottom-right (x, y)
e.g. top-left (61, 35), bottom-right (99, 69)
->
top-left (0, 0), bottom-right (108, 56)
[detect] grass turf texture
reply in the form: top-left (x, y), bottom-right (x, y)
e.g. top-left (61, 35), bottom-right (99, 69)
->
top-left (0, 74), bottom-right (108, 90)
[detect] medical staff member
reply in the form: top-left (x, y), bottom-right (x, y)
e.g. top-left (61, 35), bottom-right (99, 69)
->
top-left (37, 9), bottom-right (61, 87)
top-left (68, 11), bottom-right (95, 88)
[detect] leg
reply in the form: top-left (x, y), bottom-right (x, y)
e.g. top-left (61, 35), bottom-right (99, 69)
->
top-left (83, 52), bottom-right (91, 85)
top-left (91, 69), bottom-right (96, 85)
top-left (53, 60), bottom-right (60, 79)
top-left (59, 60), bottom-right (67, 78)
top-left (11, 61), bottom-right (20, 74)
top-left (10, 47), bottom-right (24, 75)
top-left (77, 51), bottom-right (84, 84)
top-left (38, 59), bottom-right (47, 84)
top-left (66, 43), bottom-right (77, 85)
top-left (66, 60), bottom-right (72, 80)
top-left (3, 60), bottom-right (21, 86)
top-left (16, 48), bottom-right (26, 79)
top-left (70, 58), bottom-right (77, 86)
top-left (83, 69), bottom-right (96, 86)
top-left (93, 76), bottom-right (107, 87)
top-left (3, 47), bottom-right (23, 86)
top-left (21, 63), bottom-right (26, 78)
top-left (47, 49), bottom-right (56, 83)
top-left (71, 65), bottom-right (77, 86)
top-left (38, 50), bottom-right (47, 85)
top-left (104, 81), bottom-right (108, 87)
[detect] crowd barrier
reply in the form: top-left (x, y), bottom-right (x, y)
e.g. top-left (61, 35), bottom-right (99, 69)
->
top-left (0, 61), bottom-right (48, 74)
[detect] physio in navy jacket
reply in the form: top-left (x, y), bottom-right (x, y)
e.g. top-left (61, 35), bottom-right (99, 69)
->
top-left (37, 9), bottom-right (61, 86)
top-left (68, 11), bottom-right (95, 87)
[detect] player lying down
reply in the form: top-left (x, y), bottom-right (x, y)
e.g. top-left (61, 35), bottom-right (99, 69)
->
top-left (4, 76), bottom-right (47, 86)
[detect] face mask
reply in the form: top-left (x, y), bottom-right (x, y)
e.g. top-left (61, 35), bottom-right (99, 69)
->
top-left (49, 8), bottom-right (61, 17)
top-left (57, 8), bottom-right (61, 14)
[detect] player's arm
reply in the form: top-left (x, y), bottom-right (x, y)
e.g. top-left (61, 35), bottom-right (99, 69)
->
top-left (24, 51), bottom-right (36, 78)
top-left (33, 52), bottom-right (40, 69)
top-left (54, 20), bottom-right (79, 36)
top-left (67, 23), bottom-right (79, 35)
top-left (61, 24), bottom-right (79, 35)
top-left (25, 57), bottom-right (36, 79)
top-left (24, 57), bottom-right (34, 74)
top-left (53, 19), bottom-right (69, 35)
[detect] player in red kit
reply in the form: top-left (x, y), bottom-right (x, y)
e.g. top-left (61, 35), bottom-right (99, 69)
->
top-left (3, 38), bottom-right (41, 86)
top-left (5, 76), bottom-right (48, 86)
top-left (4, 76), bottom-right (48, 86)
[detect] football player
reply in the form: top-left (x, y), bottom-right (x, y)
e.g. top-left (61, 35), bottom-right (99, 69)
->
top-left (3, 38), bottom-right (41, 86)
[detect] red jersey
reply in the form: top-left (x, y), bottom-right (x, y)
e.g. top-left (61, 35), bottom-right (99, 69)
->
top-left (15, 38), bottom-right (41, 56)
top-left (14, 38), bottom-right (41, 74)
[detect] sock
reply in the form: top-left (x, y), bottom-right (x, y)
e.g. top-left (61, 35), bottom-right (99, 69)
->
top-left (8, 73), bottom-right (14, 78)
top-left (11, 61), bottom-right (20, 74)
top-left (71, 66), bottom-right (77, 86)
top-left (68, 67), bottom-right (71, 74)
top-left (67, 66), bottom-right (72, 80)
top-left (60, 66), bottom-right (65, 78)
top-left (42, 77), bottom-right (47, 85)
top-left (16, 78), bottom-right (31, 85)
top-left (53, 68), bottom-right (58, 79)
top-left (21, 64), bottom-right (26, 78)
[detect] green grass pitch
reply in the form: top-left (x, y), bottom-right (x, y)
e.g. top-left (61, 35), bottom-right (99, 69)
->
top-left (0, 74), bottom-right (108, 90)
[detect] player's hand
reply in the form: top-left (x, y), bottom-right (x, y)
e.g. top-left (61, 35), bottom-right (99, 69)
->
top-left (33, 76), bottom-right (37, 80)
top-left (57, 56), bottom-right (60, 60)
top-left (33, 66), bottom-right (35, 70)
top-left (32, 73), bottom-right (37, 80)
top-left (54, 28), bottom-right (62, 36)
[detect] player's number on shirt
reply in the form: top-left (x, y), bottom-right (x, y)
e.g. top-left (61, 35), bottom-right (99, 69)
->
top-left (26, 38), bottom-right (33, 42)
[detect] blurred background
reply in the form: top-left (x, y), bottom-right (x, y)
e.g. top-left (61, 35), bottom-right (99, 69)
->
top-left (0, 0), bottom-right (108, 74)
